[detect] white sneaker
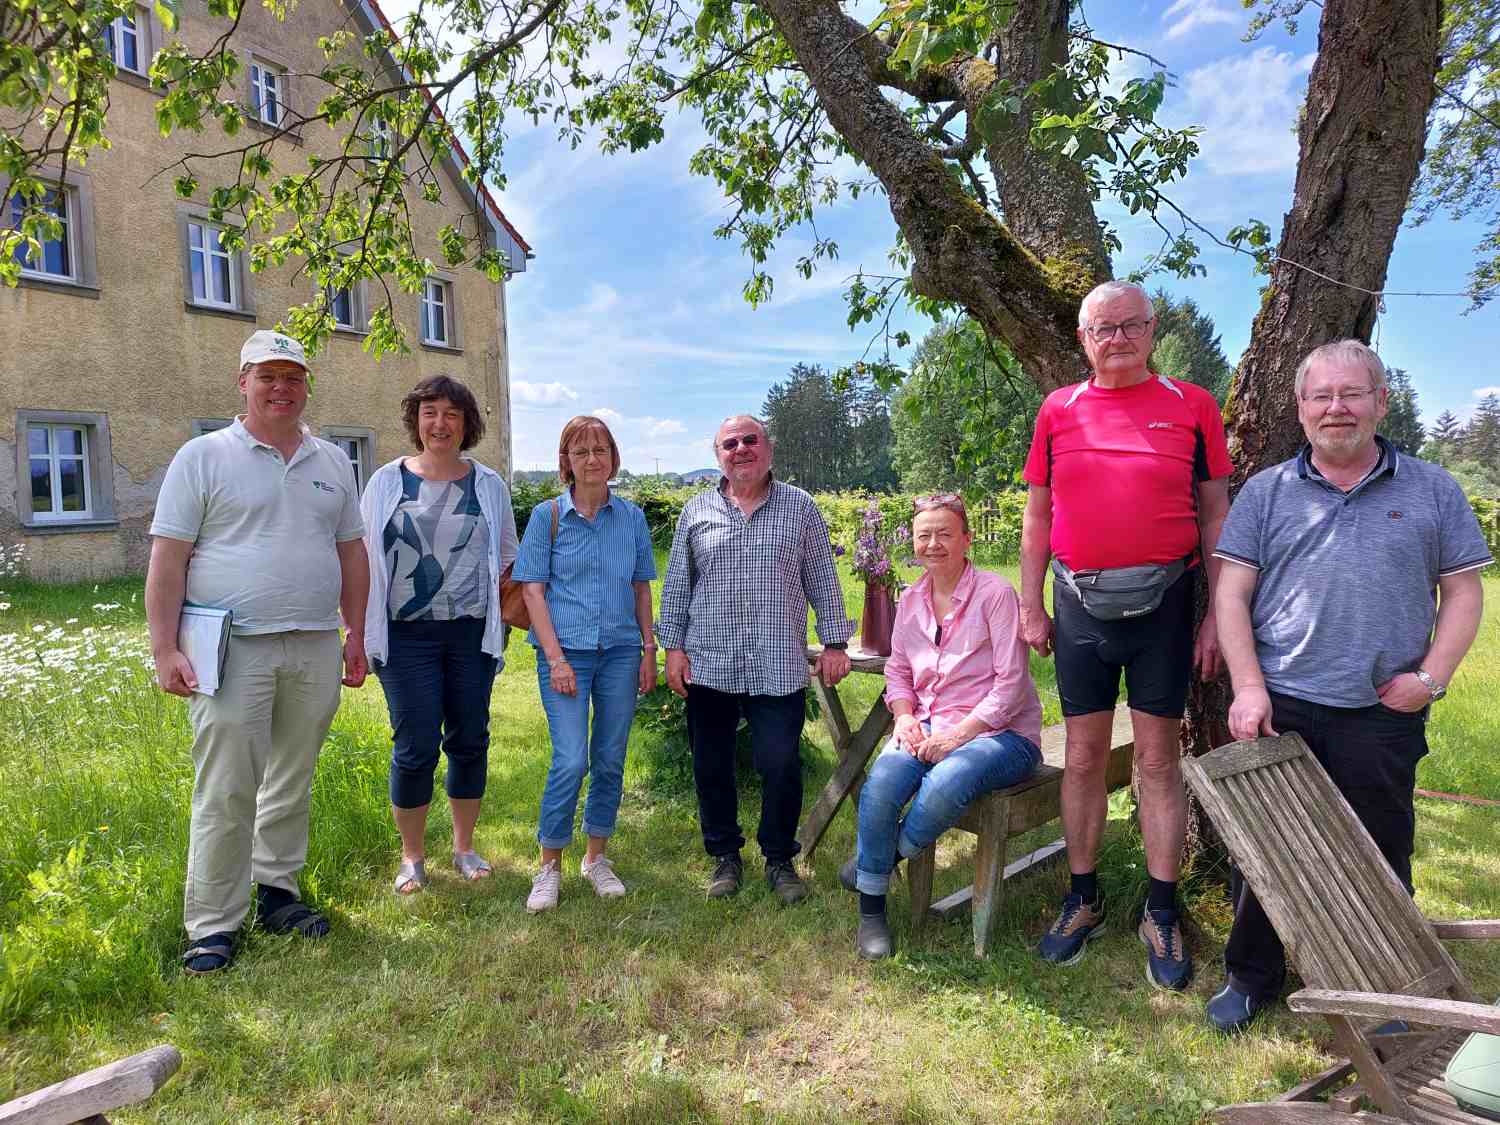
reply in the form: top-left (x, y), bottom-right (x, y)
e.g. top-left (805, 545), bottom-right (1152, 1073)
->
top-left (580, 854), bottom-right (626, 898)
top-left (526, 859), bottom-right (561, 913)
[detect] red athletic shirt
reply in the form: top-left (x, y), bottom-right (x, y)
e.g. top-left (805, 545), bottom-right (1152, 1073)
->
top-left (1022, 373), bottom-right (1232, 571)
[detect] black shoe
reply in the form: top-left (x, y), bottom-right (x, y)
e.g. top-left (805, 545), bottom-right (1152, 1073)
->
top-left (708, 853), bottom-right (743, 898)
top-left (254, 885), bottom-right (330, 938)
top-left (856, 912), bottom-right (893, 960)
top-left (766, 860), bottom-right (809, 905)
top-left (1206, 982), bottom-right (1272, 1033)
top-left (182, 931), bottom-right (236, 975)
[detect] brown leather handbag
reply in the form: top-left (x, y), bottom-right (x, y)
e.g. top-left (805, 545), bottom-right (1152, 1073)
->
top-left (499, 498), bottom-right (559, 630)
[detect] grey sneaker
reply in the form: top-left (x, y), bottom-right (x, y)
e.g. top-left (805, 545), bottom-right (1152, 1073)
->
top-left (708, 853), bottom-right (743, 898)
top-left (766, 860), bottom-right (809, 905)
top-left (856, 912), bottom-right (893, 960)
top-left (525, 859), bottom-right (561, 914)
top-left (581, 854), bottom-right (626, 898)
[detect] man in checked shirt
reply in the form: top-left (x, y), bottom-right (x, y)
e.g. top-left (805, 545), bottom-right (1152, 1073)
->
top-left (658, 414), bottom-right (856, 903)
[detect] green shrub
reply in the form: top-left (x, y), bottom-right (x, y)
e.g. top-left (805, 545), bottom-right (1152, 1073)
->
top-left (511, 477), bottom-right (563, 537)
top-left (1471, 495), bottom-right (1498, 568)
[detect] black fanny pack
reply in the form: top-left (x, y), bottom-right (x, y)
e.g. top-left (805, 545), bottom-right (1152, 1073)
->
top-left (1052, 556), bottom-right (1189, 621)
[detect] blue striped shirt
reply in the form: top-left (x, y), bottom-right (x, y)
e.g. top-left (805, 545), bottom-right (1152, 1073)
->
top-left (512, 489), bottom-right (656, 651)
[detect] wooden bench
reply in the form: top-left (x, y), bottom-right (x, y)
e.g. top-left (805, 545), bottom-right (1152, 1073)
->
top-left (908, 705), bottom-right (1136, 957)
top-left (0, 1044), bottom-right (181, 1125)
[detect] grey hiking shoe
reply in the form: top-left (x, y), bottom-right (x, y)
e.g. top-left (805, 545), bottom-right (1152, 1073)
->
top-left (708, 853), bottom-right (743, 898)
top-left (856, 912), bottom-right (893, 960)
top-left (766, 860), bottom-right (809, 905)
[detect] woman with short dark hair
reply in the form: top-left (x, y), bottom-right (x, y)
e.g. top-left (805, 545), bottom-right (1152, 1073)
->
top-left (360, 375), bottom-right (518, 894)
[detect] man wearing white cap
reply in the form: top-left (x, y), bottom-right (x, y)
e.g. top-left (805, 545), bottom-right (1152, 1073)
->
top-left (146, 329), bottom-right (370, 974)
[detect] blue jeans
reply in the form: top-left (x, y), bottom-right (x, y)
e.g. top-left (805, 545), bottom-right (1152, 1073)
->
top-left (536, 644), bottom-right (641, 848)
top-left (374, 618), bottom-right (499, 809)
top-left (855, 727), bottom-right (1041, 894)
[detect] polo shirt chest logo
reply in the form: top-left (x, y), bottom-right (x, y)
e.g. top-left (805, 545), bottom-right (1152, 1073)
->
top-left (312, 480), bottom-right (337, 494)
top-left (1389, 511), bottom-right (1403, 520)
top-left (1148, 421), bottom-right (1175, 430)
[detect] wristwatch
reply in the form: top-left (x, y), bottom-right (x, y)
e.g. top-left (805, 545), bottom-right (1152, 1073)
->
top-left (1414, 669), bottom-right (1447, 702)
top-left (825, 642), bottom-right (848, 651)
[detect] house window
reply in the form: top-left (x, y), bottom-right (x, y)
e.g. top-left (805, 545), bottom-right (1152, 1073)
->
top-left (103, 12), bottom-right (144, 74)
top-left (322, 428), bottom-right (374, 492)
top-left (330, 285), bottom-right (354, 329)
top-left (369, 117), bottom-right (392, 160)
top-left (250, 63), bottom-right (286, 126)
top-left (9, 187), bottom-right (73, 281)
top-left (421, 278), bottom-right (450, 345)
top-left (187, 220), bottom-right (237, 307)
top-left (28, 423), bottom-right (93, 520)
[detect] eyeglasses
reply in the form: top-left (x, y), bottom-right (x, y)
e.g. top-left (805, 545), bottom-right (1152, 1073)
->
top-left (913, 493), bottom-right (965, 515)
top-left (1084, 318), bottom-right (1153, 342)
top-left (568, 446), bottom-right (611, 460)
top-left (1302, 387), bottom-right (1377, 407)
top-left (720, 433), bottom-right (761, 452)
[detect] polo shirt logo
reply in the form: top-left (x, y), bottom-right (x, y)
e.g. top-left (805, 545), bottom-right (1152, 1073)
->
top-left (313, 480), bottom-right (336, 493)
top-left (1389, 511), bottom-right (1403, 519)
top-left (1148, 421), bottom-right (1175, 430)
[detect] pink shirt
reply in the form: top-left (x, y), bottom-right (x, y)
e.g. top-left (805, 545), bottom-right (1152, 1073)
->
top-left (884, 563), bottom-right (1043, 748)
top-left (1022, 373), bottom-right (1232, 570)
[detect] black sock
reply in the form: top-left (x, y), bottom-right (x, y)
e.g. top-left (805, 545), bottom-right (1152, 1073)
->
top-left (1147, 878), bottom-right (1178, 913)
top-left (1070, 870), bottom-right (1099, 905)
top-left (859, 892), bottom-right (886, 917)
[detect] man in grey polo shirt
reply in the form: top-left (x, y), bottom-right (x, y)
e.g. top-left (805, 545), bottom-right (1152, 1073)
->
top-left (1208, 338), bottom-right (1490, 1032)
top-left (146, 329), bottom-right (370, 975)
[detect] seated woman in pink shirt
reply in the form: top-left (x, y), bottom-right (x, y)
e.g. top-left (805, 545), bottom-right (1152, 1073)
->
top-left (841, 493), bottom-right (1043, 959)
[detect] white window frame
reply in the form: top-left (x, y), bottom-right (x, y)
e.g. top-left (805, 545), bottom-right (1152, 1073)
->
top-left (187, 219), bottom-right (237, 308)
top-left (250, 62), bottom-right (286, 126)
top-left (104, 11), bottom-right (145, 75)
top-left (321, 427), bottom-right (375, 492)
top-left (369, 116), bottom-right (393, 160)
top-left (329, 284), bottom-right (356, 330)
top-left (421, 278), bottom-right (450, 346)
top-left (10, 185), bottom-right (75, 282)
top-left (26, 423), bottom-right (93, 522)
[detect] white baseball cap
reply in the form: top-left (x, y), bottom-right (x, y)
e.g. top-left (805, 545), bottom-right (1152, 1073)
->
top-left (240, 329), bottom-right (309, 372)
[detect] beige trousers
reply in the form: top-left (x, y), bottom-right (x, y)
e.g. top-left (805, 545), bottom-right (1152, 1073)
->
top-left (184, 629), bottom-right (342, 939)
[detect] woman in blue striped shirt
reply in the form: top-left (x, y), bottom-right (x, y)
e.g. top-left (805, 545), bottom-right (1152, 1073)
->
top-left (515, 416), bottom-right (658, 912)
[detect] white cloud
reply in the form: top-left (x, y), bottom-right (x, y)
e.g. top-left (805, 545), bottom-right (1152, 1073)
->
top-left (648, 418), bottom-right (686, 438)
top-left (1163, 0), bottom-right (1239, 41)
top-left (592, 407), bottom-right (626, 425)
top-left (1473, 386), bottom-right (1500, 399)
top-left (1180, 48), bottom-right (1315, 176)
top-left (512, 380), bottom-right (581, 406)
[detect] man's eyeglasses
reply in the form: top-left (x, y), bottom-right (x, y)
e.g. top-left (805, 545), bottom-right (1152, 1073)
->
top-left (720, 433), bottom-right (761, 452)
top-left (1302, 387), bottom-right (1376, 407)
top-left (1084, 318), bottom-right (1153, 342)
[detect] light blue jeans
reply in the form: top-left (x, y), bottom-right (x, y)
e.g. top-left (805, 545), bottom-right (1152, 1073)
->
top-left (855, 726), bottom-right (1041, 894)
top-left (535, 644), bottom-right (641, 849)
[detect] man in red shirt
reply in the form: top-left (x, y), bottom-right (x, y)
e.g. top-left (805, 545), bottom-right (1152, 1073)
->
top-left (1020, 281), bottom-right (1231, 990)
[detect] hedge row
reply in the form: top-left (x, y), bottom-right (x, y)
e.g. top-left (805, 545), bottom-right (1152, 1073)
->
top-left (516, 480), bottom-right (1499, 569)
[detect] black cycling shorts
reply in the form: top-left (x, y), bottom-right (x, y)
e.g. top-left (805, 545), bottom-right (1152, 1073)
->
top-left (1053, 567), bottom-right (1195, 719)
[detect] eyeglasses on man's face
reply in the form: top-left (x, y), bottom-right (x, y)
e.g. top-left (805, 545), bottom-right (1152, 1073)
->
top-left (1084, 318), bottom-right (1153, 343)
top-left (720, 433), bottom-right (761, 452)
top-left (1302, 387), bottom-right (1377, 407)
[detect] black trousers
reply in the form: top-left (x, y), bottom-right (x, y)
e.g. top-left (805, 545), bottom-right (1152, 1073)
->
top-left (1222, 691), bottom-right (1429, 1000)
top-left (686, 684), bottom-right (807, 863)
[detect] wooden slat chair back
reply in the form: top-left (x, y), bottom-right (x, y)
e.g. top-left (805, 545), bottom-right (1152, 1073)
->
top-left (1184, 734), bottom-right (1499, 1123)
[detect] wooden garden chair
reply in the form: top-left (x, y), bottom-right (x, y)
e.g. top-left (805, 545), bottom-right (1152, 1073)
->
top-left (1182, 734), bottom-right (1500, 1123)
top-left (0, 1044), bottom-right (181, 1125)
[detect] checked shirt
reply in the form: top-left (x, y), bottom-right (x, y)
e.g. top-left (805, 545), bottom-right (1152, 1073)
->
top-left (657, 478), bottom-right (854, 696)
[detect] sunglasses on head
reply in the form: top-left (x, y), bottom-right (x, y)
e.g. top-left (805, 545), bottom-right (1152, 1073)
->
top-left (720, 433), bottom-right (762, 452)
top-left (913, 492), bottom-right (964, 513)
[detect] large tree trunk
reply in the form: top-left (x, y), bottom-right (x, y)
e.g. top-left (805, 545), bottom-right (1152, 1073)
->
top-left (1184, 0), bottom-right (1442, 766)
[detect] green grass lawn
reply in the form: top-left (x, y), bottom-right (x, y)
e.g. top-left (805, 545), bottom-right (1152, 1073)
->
top-left (0, 563), bottom-right (1495, 1123)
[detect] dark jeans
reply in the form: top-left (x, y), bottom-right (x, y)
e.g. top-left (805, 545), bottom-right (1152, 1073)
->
top-left (1223, 690), bottom-right (1428, 999)
top-left (686, 684), bottom-right (807, 863)
top-left (374, 618), bottom-right (499, 809)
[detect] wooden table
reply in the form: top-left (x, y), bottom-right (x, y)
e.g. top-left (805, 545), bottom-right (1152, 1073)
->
top-left (796, 643), bottom-right (892, 860)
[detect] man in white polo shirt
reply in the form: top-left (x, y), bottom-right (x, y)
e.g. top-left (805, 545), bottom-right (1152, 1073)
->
top-left (146, 329), bottom-right (370, 974)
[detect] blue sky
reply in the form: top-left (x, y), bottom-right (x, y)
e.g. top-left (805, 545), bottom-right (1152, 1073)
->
top-left (479, 0), bottom-right (1499, 474)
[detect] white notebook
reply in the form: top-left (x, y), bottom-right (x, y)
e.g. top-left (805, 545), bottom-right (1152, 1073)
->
top-left (178, 605), bottom-right (232, 696)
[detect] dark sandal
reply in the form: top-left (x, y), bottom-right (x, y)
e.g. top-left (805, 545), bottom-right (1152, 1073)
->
top-left (183, 932), bottom-right (236, 975)
top-left (257, 900), bottom-right (330, 938)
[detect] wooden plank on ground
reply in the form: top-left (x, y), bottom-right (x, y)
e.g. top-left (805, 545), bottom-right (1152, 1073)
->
top-left (0, 1045), bottom-right (182, 1125)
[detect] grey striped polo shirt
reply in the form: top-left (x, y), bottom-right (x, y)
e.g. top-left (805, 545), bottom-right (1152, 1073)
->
top-left (1214, 439), bottom-right (1492, 708)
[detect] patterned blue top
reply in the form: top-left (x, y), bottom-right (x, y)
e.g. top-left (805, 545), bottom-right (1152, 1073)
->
top-left (384, 464), bottom-right (490, 621)
top-left (512, 488), bottom-right (656, 651)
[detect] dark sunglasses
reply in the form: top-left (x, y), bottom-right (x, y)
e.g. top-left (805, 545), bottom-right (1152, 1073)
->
top-left (720, 433), bottom-right (762, 452)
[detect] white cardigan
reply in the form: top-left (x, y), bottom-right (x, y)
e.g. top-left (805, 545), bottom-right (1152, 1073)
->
top-left (359, 456), bottom-right (520, 666)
